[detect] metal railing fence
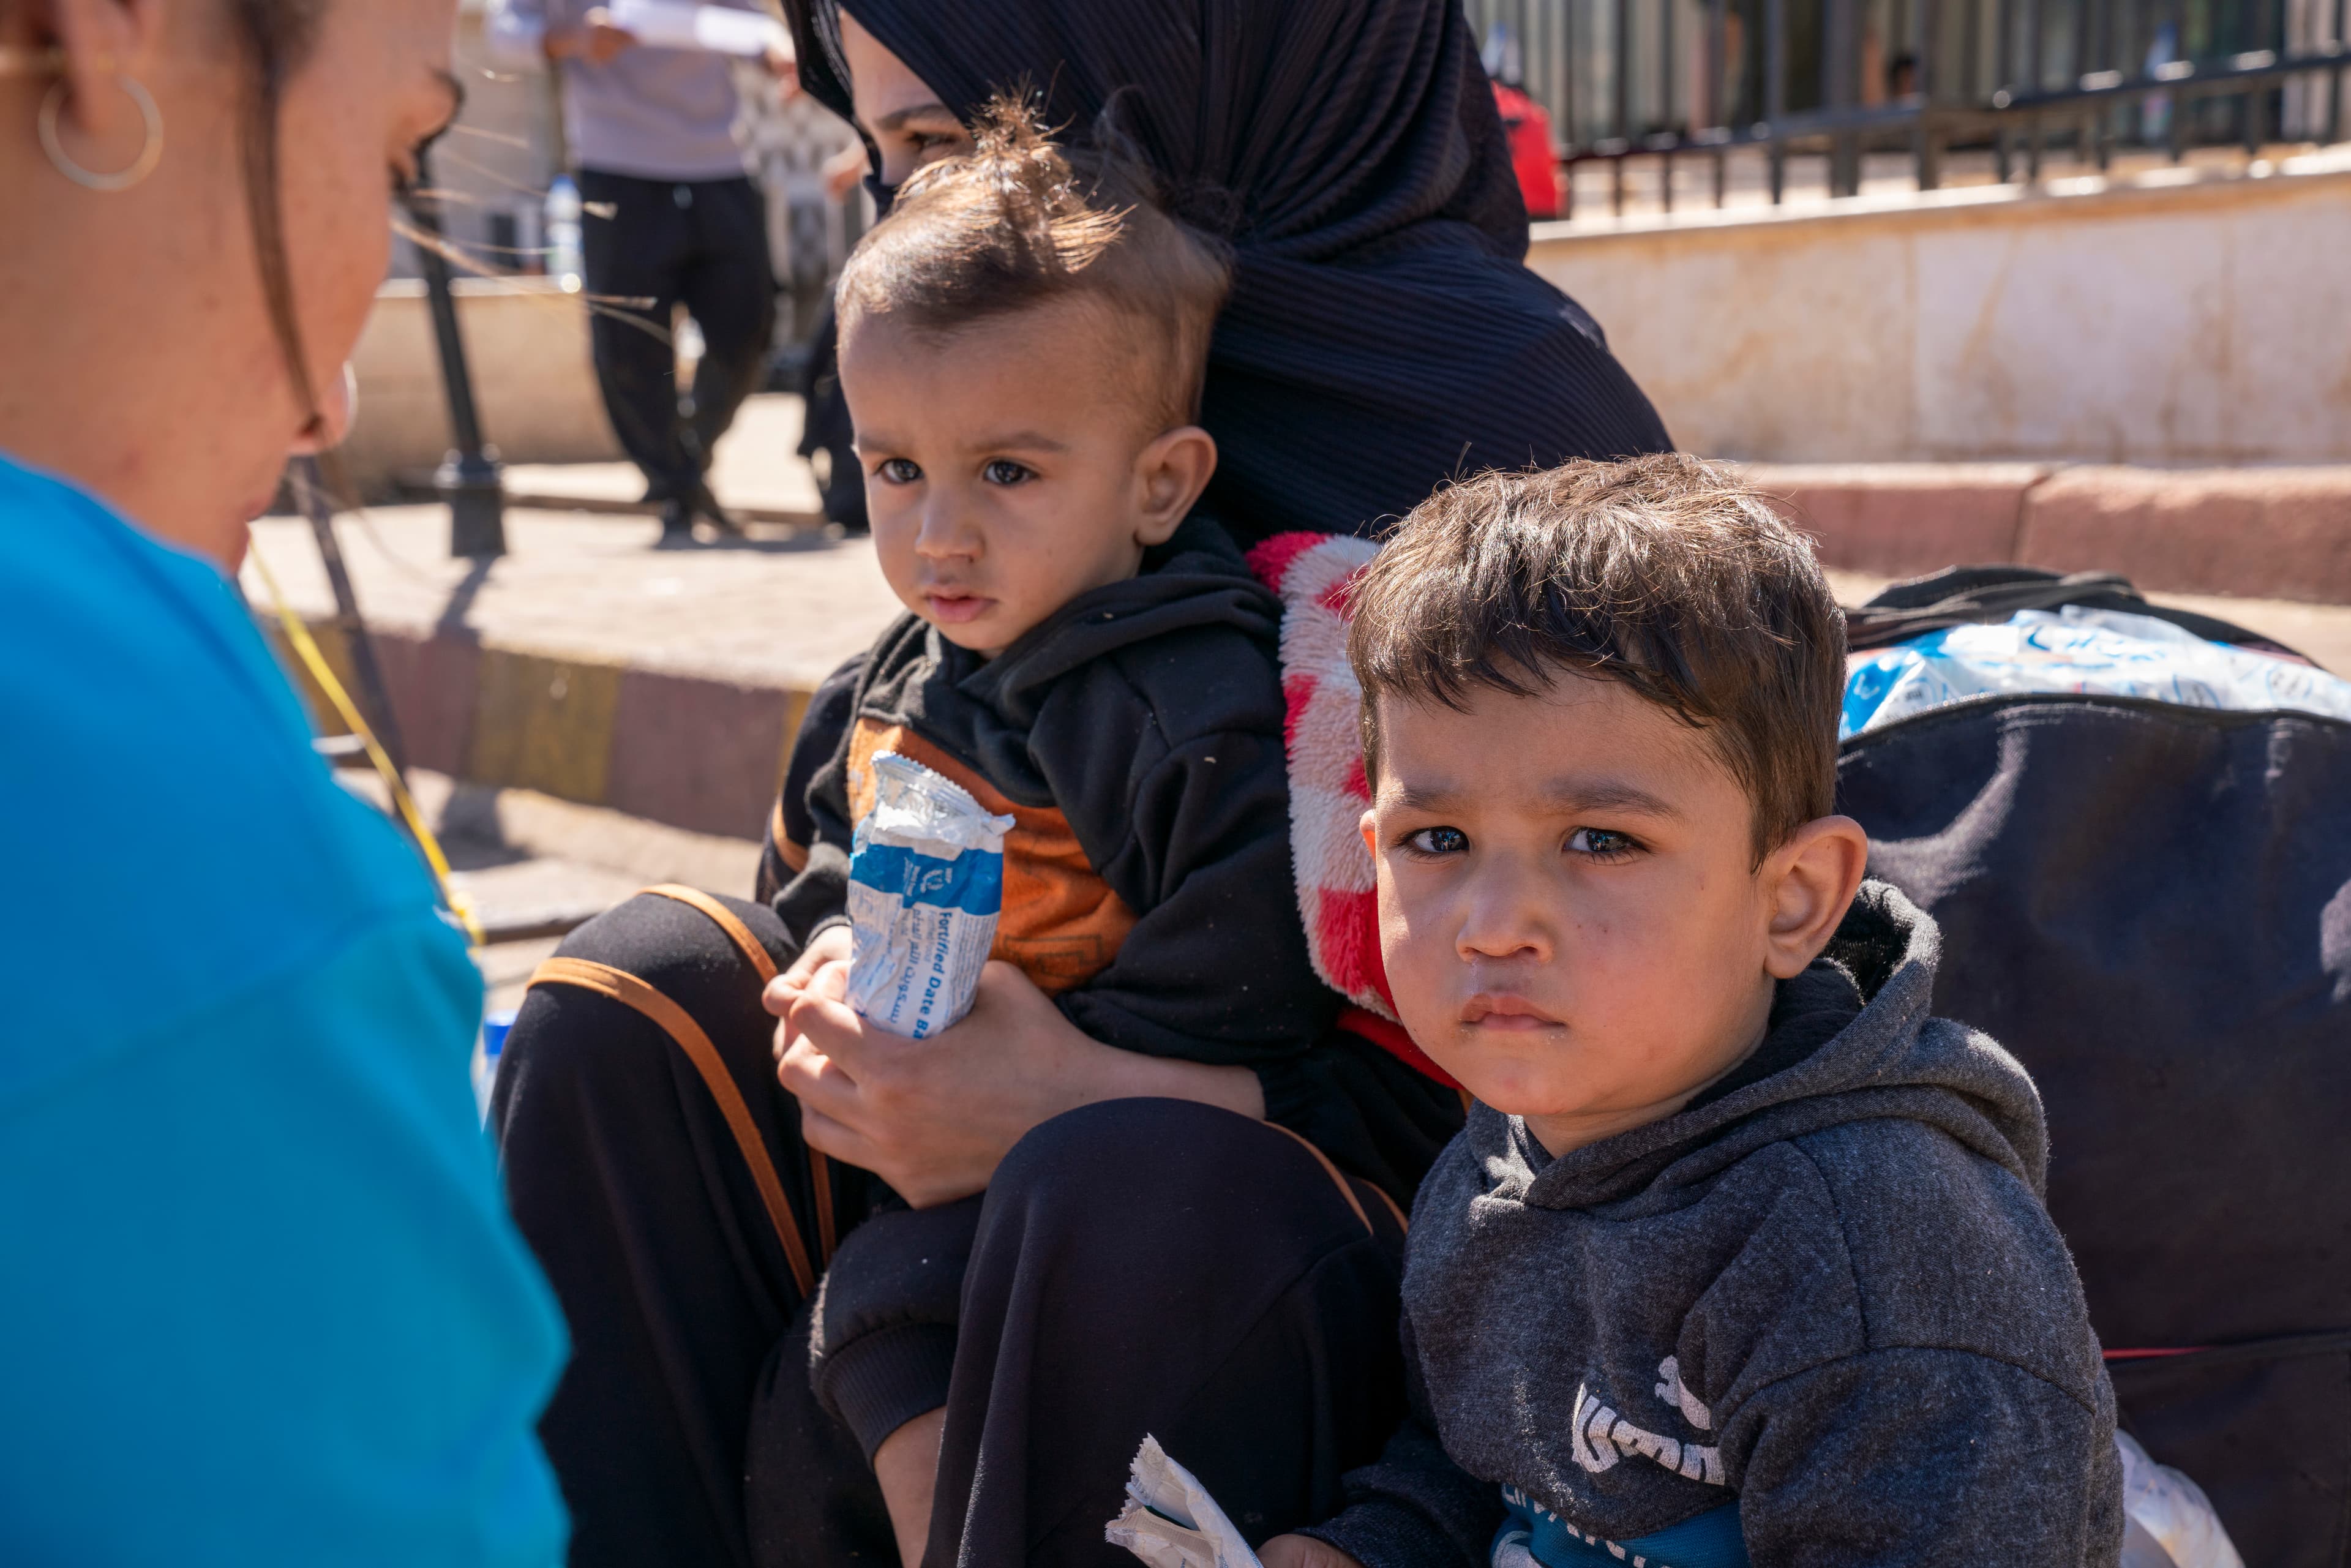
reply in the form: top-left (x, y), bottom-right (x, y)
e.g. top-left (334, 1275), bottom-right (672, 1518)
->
top-left (1465, 0), bottom-right (2351, 210)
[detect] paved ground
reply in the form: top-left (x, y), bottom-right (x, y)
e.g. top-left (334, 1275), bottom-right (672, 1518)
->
top-left (250, 394), bottom-right (889, 696)
top-left (249, 507), bottom-right (2351, 703)
top-left (500, 393), bottom-right (828, 525)
top-left (249, 503), bottom-right (901, 692)
top-left (255, 394), bottom-right (2351, 693)
top-left (252, 415), bottom-right (2351, 850)
top-left (256, 392), bottom-right (2351, 697)
top-left (340, 767), bottom-right (763, 1013)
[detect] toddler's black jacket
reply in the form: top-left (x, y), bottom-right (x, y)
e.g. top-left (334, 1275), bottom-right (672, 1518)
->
top-left (763, 511), bottom-right (1335, 1070)
top-left (759, 513), bottom-right (1464, 1205)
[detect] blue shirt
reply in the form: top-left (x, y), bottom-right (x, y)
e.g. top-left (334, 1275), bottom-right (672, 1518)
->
top-left (1498, 1487), bottom-right (1749, 1568)
top-left (0, 456), bottom-right (569, 1565)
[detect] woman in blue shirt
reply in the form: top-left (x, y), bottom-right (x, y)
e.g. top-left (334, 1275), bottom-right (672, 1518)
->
top-left (0, 3), bottom-right (567, 1562)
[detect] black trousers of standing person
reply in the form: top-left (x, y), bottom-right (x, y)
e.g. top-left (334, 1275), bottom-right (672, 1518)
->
top-left (793, 298), bottom-right (868, 532)
top-left (577, 168), bottom-right (778, 511)
top-left (491, 888), bottom-right (1413, 1568)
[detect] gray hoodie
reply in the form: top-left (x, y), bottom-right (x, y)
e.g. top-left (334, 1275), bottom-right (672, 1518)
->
top-left (1305, 883), bottom-right (2123, 1568)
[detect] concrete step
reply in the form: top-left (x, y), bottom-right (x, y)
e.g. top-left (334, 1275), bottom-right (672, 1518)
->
top-left (460, 394), bottom-right (830, 528)
top-left (249, 504), bottom-right (901, 841)
top-left (263, 462), bottom-right (2351, 842)
top-left (1752, 463), bottom-right (2351, 607)
top-left (336, 768), bottom-right (764, 1010)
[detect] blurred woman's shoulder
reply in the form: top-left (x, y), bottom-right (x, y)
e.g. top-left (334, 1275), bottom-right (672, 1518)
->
top-left (0, 454), bottom-right (456, 1087)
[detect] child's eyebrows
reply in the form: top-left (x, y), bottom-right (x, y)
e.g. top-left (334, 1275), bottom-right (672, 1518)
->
top-left (873, 101), bottom-right (957, 133)
top-left (1393, 782), bottom-right (1464, 812)
top-left (1540, 779), bottom-right (1682, 817)
top-left (966, 429), bottom-right (1070, 452)
top-left (1388, 779), bottom-right (1679, 817)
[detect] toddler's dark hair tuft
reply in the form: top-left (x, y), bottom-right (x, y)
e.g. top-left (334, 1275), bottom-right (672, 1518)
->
top-left (835, 94), bottom-right (1232, 430)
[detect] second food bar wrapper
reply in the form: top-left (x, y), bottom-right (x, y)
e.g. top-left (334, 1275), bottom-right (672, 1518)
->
top-left (847, 751), bottom-right (1016, 1038)
top-left (1104, 1436), bottom-right (1264, 1568)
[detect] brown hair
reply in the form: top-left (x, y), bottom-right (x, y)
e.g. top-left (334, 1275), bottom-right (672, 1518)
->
top-left (1348, 454), bottom-right (1848, 862)
top-left (834, 96), bottom-right (1232, 430)
top-left (4, 1), bottom-right (324, 411)
top-left (230, 0), bottom-right (332, 426)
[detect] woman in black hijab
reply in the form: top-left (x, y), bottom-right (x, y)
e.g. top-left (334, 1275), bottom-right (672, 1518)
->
top-left (790, 0), bottom-right (1670, 547)
top-left (492, 9), bottom-right (1661, 1568)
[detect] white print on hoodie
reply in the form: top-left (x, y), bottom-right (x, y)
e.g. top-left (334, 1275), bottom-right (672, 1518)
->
top-left (1567, 1360), bottom-right (1725, 1487)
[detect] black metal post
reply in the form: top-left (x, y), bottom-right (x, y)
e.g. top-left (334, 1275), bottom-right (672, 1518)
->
top-left (2322, 0), bottom-right (2341, 143)
top-left (1826, 0), bottom-right (1864, 193)
top-left (1661, 0), bottom-right (1679, 209)
top-left (1556, 0), bottom-right (1578, 219)
top-left (1561, 0), bottom-right (1581, 172)
top-left (2248, 0), bottom-right (2266, 151)
top-left (1614, 0), bottom-right (1633, 211)
top-left (2245, 0), bottom-right (2272, 159)
top-left (1993, 0), bottom-right (2014, 176)
top-left (2069, 0), bottom-right (2093, 170)
top-left (2167, 0), bottom-right (2188, 157)
top-left (1710, 0), bottom-right (1731, 203)
top-left (1955, 0), bottom-right (1974, 108)
top-left (1918, 0), bottom-right (1946, 184)
top-left (293, 456), bottom-right (411, 779)
top-left (2025, 0), bottom-right (2047, 173)
top-left (1768, 0), bottom-right (1790, 198)
top-left (405, 149), bottom-right (507, 559)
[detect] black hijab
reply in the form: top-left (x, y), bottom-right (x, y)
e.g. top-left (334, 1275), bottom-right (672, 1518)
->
top-left (789, 0), bottom-right (1673, 547)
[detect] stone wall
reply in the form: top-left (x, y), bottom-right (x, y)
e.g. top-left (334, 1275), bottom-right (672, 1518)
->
top-left (340, 278), bottom-right (623, 497)
top-left (1528, 153), bottom-right (2351, 465)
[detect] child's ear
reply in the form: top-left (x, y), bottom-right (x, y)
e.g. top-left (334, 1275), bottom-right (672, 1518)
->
top-left (1760, 816), bottom-right (1870, 980)
top-left (1132, 424), bottom-right (1218, 547)
top-left (1359, 807), bottom-right (1379, 861)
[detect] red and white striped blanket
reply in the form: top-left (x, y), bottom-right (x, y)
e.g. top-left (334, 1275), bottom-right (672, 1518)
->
top-left (1245, 531), bottom-right (1458, 1088)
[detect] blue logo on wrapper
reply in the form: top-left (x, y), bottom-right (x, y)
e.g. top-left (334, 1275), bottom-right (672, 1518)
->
top-left (849, 841), bottom-right (1005, 918)
top-left (846, 751), bottom-right (1014, 1038)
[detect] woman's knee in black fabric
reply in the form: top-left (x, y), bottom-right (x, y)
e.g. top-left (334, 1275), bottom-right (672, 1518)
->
top-left (496, 891), bottom-right (780, 1123)
top-left (494, 988), bottom-right (670, 1149)
top-left (991, 1098), bottom-right (1256, 1208)
top-left (550, 890), bottom-right (785, 991)
top-left (987, 1100), bottom-right (1378, 1273)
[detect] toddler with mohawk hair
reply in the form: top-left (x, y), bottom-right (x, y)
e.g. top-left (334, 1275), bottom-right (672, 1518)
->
top-left (756, 99), bottom-right (1445, 1564)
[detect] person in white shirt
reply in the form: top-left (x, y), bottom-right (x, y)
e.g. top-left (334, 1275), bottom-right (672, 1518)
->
top-left (486, 1), bottom-right (791, 538)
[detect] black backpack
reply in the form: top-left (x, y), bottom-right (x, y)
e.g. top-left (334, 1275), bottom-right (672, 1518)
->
top-left (1837, 569), bottom-right (2351, 1567)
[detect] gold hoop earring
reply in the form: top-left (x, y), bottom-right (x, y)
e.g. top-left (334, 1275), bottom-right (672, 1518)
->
top-left (38, 73), bottom-right (163, 193)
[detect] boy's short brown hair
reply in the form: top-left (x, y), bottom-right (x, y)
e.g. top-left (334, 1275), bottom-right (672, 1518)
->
top-left (834, 97), bottom-right (1233, 432)
top-left (1349, 454), bottom-right (1847, 862)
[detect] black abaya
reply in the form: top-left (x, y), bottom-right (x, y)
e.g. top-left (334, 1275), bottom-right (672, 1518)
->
top-left (495, 893), bottom-right (1420, 1568)
top-left (787, 0), bottom-right (1673, 546)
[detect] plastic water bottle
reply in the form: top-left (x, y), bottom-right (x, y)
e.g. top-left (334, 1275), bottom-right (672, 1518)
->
top-left (545, 174), bottom-right (584, 291)
top-left (472, 1007), bottom-right (519, 1120)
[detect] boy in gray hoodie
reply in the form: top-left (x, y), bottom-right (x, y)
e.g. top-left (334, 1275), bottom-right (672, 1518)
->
top-left (1261, 457), bottom-right (2123, 1568)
